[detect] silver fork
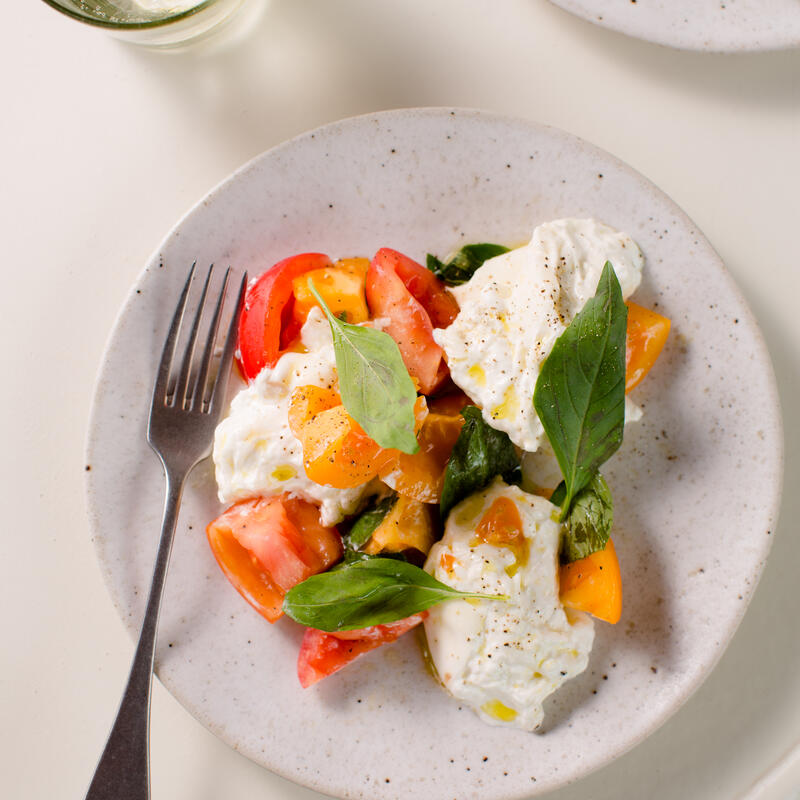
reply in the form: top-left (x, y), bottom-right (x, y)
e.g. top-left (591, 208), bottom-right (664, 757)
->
top-left (86, 263), bottom-right (247, 800)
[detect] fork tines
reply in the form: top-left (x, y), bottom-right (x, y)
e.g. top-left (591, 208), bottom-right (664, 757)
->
top-left (154, 263), bottom-right (246, 415)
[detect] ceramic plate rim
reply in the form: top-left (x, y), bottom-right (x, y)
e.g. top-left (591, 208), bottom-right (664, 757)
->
top-left (548, 0), bottom-right (800, 52)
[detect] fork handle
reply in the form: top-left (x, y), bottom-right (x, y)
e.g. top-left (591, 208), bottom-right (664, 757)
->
top-left (85, 470), bottom-right (185, 800)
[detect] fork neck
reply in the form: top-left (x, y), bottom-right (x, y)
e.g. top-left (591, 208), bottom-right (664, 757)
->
top-left (154, 448), bottom-right (201, 486)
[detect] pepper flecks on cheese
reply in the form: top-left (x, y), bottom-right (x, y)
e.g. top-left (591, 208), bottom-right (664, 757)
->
top-left (423, 478), bottom-right (594, 731)
top-left (434, 218), bottom-right (643, 452)
top-left (212, 307), bottom-right (372, 527)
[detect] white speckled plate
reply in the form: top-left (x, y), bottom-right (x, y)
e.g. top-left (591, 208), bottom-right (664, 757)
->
top-left (548, 0), bottom-right (800, 52)
top-left (85, 109), bottom-right (782, 800)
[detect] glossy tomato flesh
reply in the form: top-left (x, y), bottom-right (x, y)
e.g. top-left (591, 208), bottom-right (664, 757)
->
top-left (206, 495), bottom-right (343, 623)
top-left (387, 248), bottom-right (460, 328)
top-left (297, 613), bottom-right (427, 687)
top-left (366, 248), bottom-right (454, 394)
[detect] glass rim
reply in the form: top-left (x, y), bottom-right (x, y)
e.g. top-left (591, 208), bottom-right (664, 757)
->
top-left (40, 0), bottom-right (221, 30)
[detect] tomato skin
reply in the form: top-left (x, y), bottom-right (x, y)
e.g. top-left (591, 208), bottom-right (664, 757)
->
top-left (384, 248), bottom-right (460, 328)
top-left (237, 253), bottom-right (333, 381)
top-left (297, 614), bottom-right (427, 688)
top-left (207, 509), bottom-right (285, 623)
top-left (366, 249), bottom-right (451, 394)
top-left (206, 495), bottom-right (343, 623)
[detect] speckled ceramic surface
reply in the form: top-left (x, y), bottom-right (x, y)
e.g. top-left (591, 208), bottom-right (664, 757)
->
top-left (548, 0), bottom-right (800, 52)
top-left (85, 109), bottom-right (782, 800)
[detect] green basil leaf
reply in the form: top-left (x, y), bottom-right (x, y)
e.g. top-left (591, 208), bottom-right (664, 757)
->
top-left (344, 495), bottom-right (397, 551)
top-left (282, 557), bottom-right (504, 631)
top-left (553, 473), bottom-right (614, 563)
top-left (533, 261), bottom-right (627, 518)
top-left (309, 281), bottom-right (419, 454)
top-left (337, 549), bottom-right (408, 567)
top-left (440, 405), bottom-right (521, 518)
top-left (426, 243), bottom-right (510, 286)
top-left (550, 482), bottom-right (566, 508)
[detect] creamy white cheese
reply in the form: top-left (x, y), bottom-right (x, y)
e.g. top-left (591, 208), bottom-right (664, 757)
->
top-left (435, 218), bottom-right (643, 452)
top-left (423, 479), bottom-right (594, 731)
top-left (212, 307), bottom-right (370, 527)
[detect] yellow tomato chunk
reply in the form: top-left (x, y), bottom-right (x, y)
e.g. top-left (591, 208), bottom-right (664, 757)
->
top-left (364, 495), bottom-right (437, 557)
top-left (292, 258), bottom-right (370, 325)
top-left (289, 387), bottom-right (428, 490)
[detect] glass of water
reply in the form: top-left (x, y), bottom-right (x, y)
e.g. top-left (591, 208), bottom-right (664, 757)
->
top-left (41, 0), bottom-right (254, 47)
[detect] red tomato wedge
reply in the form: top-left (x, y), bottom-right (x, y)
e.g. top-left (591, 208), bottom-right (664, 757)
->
top-left (366, 248), bottom-right (457, 394)
top-left (237, 253), bottom-right (333, 381)
top-left (206, 495), bottom-right (343, 623)
top-left (297, 613), bottom-right (427, 688)
top-left (386, 248), bottom-right (460, 328)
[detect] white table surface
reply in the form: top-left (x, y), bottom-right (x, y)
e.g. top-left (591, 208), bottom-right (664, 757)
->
top-left (3, 1), bottom-right (799, 799)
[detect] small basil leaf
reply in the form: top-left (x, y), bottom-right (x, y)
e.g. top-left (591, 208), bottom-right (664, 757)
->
top-left (309, 281), bottom-right (419, 454)
top-left (559, 472), bottom-right (614, 563)
top-left (344, 495), bottom-right (397, 551)
top-left (282, 557), bottom-right (504, 631)
top-left (533, 261), bottom-right (627, 518)
top-left (440, 405), bottom-right (521, 518)
top-left (426, 243), bottom-right (510, 286)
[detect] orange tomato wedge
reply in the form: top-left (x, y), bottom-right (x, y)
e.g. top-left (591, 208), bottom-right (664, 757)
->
top-left (426, 389), bottom-right (474, 416)
top-left (379, 411), bottom-right (464, 503)
top-left (559, 538), bottom-right (622, 624)
top-left (625, 302), bottom-right (671, 393)
top-left (287, 384), bottom-right (341, 433)
top-left (289, 386), bottom-right (428, 489)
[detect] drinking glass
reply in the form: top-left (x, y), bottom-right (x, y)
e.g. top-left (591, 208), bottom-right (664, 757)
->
top-left (41, 0), bottom-right (254, 47)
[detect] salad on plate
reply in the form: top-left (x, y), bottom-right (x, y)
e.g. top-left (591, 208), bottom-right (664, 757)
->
top-left (206, 217), bottom-right (670, 731)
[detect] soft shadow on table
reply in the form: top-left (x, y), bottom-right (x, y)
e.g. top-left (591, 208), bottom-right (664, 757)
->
top-left (120, 0), bottom-right (800, 137)
top-left (541, 0), bottom-right (800, 110)
top-left (114, 0), bottom-right (800, 249)
top-left (119, 0), bottom-right (466, 166)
